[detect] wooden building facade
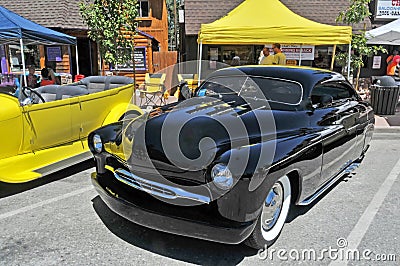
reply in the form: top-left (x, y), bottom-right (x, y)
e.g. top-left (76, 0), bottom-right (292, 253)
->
top-left (0, 0), bottom-right (176, 82)
top-left (113, 0), bottom-right (177, 84)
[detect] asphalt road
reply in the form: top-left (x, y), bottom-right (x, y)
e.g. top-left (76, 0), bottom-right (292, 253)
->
top-left (0, 132), bottom-right (399, 266)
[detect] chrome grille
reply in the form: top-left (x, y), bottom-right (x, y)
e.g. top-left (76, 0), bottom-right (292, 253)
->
top-left (114, 169), bottom-right (210, 204)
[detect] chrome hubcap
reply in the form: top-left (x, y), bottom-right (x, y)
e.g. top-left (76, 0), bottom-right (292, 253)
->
top-left (261, 182), bottom-right (284, 231)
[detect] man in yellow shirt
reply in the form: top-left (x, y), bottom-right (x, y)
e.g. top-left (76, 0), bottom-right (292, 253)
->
top-left (272, 43), bottom-right (286, 65)
top-left (260, 46), bottom-right (274, 65)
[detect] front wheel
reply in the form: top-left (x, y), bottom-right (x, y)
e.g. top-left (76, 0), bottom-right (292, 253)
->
top-left (245, 175), bottom-right (291, 249)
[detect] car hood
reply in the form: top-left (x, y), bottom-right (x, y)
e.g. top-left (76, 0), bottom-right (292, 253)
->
top-left (122, 96), bottom-right (277, 173)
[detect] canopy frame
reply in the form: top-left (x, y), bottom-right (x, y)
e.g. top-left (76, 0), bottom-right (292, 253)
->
top-left (196, 0), bottom-right (352, 82)
top-left (0, 5), bottom-right (79, 78)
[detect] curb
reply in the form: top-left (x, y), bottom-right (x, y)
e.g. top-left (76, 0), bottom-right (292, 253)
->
top-left (374, 127), bottom-right (400, 133)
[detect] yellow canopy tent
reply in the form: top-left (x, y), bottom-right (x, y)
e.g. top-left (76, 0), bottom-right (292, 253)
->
top-left (197, 0), bottom-right (353, 81)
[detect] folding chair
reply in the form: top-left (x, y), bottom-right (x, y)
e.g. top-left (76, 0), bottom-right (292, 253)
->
top-left (138, 73), bottom-right (166, 107)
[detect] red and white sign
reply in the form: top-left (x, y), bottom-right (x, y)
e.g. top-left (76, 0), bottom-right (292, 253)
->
top-left (376, 0), bottom-right (400, 19)
top-left (265, 45), bottom-right (315, 60)
top-left (281, 45), bottom-right (315, 61)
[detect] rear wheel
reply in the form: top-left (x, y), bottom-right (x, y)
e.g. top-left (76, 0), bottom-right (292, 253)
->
top-left (245, 175), bottom-right (291, 249)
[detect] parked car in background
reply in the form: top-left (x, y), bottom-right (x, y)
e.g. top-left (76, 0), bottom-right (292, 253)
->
top-left (0, 76), bottom-right (142, 183)
top-left (89, 66), bottom-right (374, 249)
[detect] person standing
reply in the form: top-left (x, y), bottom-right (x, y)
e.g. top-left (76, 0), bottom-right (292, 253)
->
top-left (386, 50), bottom-right (399, 76)
top-left (260, 46), bottom-right (274, 65)
top-left (258, 49), bottom-right (264, 64)
top-left (272, 43), bottom-right (286, 65)
top-left (393, 60), bottom-right (400, 81)
top-left (231, 55), bottom-right (241, 66)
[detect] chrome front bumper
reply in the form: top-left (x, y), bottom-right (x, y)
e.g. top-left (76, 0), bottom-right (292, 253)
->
top-left (91, 170), bottom-right (257, 244)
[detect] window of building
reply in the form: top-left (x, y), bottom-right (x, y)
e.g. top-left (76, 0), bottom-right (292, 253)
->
top-left (313, 46), bottom-right (334, 69)
top-left (8, 45), bottom-right (40, 72)
top-left (138, 0), bottom-right (149, 17)
top-left (208, 45), bottom-right (256, 65)
top-left (110, 47), bottom-right (147, 71)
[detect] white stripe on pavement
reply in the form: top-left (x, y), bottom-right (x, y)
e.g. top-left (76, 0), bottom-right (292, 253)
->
top-left (0, 186), bottom-right (93, 220)
top-left (329, 157), bottom-right (400, 266)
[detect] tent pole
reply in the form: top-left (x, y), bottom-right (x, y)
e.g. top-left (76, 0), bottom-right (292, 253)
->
top-left (330, 44), bottom-right (337, 71)
top-left (68, 46), bottom-right (72, 75)
top-left (197, 42), bottom-right (200, 85)
top-left (299, 45), bottom-right (303, 66)
top-left (197, 42), bottom-right (201, 64)
top-left (75, 45), bottom-right (80, 75)
top-left (19, 39), bottom-right (27, 87)
top-left (347, 43), bottom-right (352, 81)
top-left (198, 41), bottom-right (203, 87)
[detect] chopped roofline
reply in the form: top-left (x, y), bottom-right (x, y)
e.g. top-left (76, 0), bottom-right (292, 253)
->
top-left (204, 65), bottom-right (349, 98)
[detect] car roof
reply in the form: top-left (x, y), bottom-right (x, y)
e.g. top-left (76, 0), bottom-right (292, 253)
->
top-left (206, 65), bottom-right (349, 95)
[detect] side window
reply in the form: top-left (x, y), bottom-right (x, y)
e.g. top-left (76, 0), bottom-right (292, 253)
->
top-left (138, 0), bottom-right (149, 17)
top-left (311, 83), bottom-right (357, 105)
top-left (252, 77), bottom-right (303, 104)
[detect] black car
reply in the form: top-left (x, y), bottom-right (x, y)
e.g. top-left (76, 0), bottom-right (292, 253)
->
top-left (88, 66), bottom-right (374, 249)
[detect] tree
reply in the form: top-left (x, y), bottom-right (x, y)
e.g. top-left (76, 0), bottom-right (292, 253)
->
top-left (166, 0), bottom-right (182, 51)
top-left (336, 0), bottom-right (386, 90)
top-left (79, 0), bottom-right (139, 66)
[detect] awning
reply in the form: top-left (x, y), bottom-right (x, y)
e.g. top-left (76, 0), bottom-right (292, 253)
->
top-left (366, 18), bottom-right (400, 45)
top-left (198, 0), bottom-right (352, 45)
top-left (0, 5), bottom-right (76, 45)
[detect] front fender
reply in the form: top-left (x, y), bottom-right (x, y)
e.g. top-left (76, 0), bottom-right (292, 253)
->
top-left (0, 95), bottom-right (24, 160)
top-left (102, 103), bottom-right (143, 126)
top-left (88, 122), bottom-right (123, 153)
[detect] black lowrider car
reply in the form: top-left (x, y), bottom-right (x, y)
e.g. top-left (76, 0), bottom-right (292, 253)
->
top-left (88, 66), bottom-right (374, 249)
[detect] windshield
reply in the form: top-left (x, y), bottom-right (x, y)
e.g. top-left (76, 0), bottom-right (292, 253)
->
top-left (197, 75), bottom-right (303, 105)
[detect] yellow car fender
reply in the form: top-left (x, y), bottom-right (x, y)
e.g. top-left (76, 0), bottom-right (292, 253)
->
top-left (102, 103), bottom-right (143, 126)
top-left (0, 95), bottom-right (24, 160)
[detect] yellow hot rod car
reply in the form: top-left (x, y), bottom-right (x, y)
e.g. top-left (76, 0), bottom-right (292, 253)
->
top-left (0, 76), bottom-right (142, 183)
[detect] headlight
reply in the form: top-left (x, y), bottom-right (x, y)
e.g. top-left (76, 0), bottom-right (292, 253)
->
top-left (211, 163), bottom-right (233, 190)
top-left (93, 134), bottom-right (103, 153)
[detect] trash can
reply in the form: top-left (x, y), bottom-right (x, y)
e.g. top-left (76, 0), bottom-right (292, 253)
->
top-left (369, 84), bottom-right (400, 115)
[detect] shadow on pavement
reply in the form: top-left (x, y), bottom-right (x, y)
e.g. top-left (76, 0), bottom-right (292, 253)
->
top-left (386, 115), bottom-right (400, 126)
top-left (0, 159), bottom-right (95, 198)
top-left (286, 173), bottom-right (355, 222)
top-left (92, 196), bottom-right (257, 265)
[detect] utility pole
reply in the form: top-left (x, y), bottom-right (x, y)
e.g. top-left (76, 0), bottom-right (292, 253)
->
top-left (173, 0), bottom-right (178, 50)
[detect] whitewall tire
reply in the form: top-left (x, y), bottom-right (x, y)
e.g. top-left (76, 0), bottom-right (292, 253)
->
top-left (245, 175), bottom-right (291, 249)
